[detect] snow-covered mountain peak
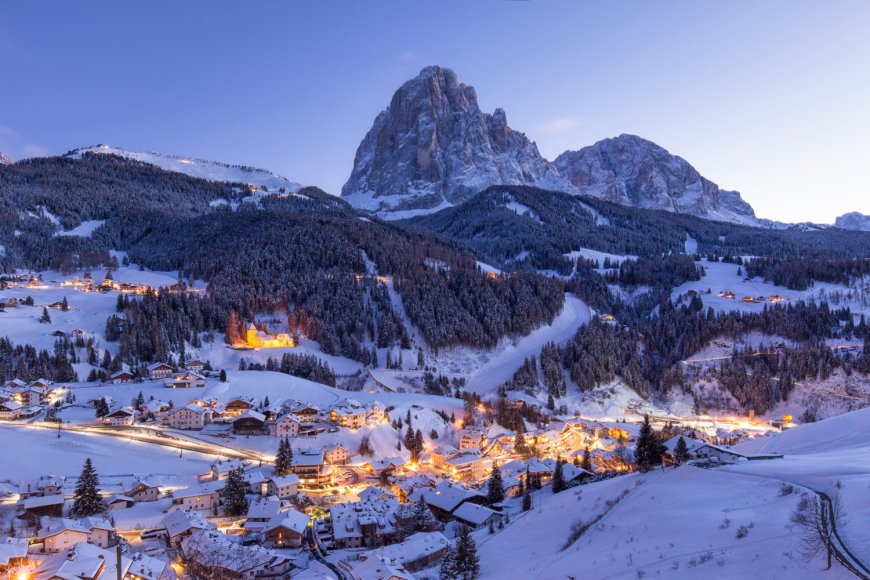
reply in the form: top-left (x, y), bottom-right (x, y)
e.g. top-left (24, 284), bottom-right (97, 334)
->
top-left (0, 150), bottom-right (12, 165)
top-left (67, 144), bottom-right (302, 193)
top-left (341, 65), bottom-right (567, 218)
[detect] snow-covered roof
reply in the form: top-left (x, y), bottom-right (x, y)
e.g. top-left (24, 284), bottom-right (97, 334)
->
top-left (147, 362), bottom-right (173, 371)
top-left (232, 409), bottom-right (266, 423)
top-left (366, 531), bottom-right (449, 568)
top-left (270, 473), bottom-right (300, 487)
top-left (33, 542), bottom-right (130, 580)
top-left (330, 498), bottom-right (399, 542)
top-left (163, 509), bottom-right (209, 537)
top-left (409, 481), bottom-right (484, 513)
top-left (172, 480), bottom-right (224, 500)
top-left (180, 529), bottom-right (291, 573)
top-left (452, 502), bottom-right (499, 526)
top-left (37, 516), bottom-right (112, 539)
top-left (263, 509), bottom-right (309, 536)
top-left (0, 537), bottom-right (28, 566)
top-left (293, 450), bottom-right (325, 466)
top-left (20, 494), bottom-right (65, 509)
top-left (358, 486), bottom-right (397, 502)
top-left (246, 497), bottom-right (281, 520)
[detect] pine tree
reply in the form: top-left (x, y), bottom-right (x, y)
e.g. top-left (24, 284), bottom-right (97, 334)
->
top-left (452, 524), bottom-right (481, 579)
top-left (412, 497), bottom-right (435, 532)
top-left (486, 463), bottom-right (505, 504)
top-left (552, 457), bottom-right (566, 493)
top-left (221, 467), bottom-right (249, 516)
top-left (634, 414), bottom-right (663, 472)
top-left (219, 369), bottom-right (227, 382)
top-left (61, 296), bottom-right (70, 311)
top-left (95, 397), bottom-right (109, 418)
top-left (40, 307), bottom-right (51, 324)
top-left (71, 458), bottom-right (105, 516)
top-left (412, 428), bottom-right (424, 463)
top-left (275, 438), bottom-right (293, 476)
top-left (582, 445), bottom-right (593, 472)
top-left (439, 545), bottom-right (457, 580)
top-left (522, 486), bottom-right (532, 511)
top-left (674, 436), bottom-right (689, 467)
top-left (513, 431), bottom-right (528, 456)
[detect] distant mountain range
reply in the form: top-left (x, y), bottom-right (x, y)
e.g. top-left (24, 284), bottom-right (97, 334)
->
top-left (340, 65), bottom-right (758, 225)
top-left (835, 211), bottom-right (870, 231)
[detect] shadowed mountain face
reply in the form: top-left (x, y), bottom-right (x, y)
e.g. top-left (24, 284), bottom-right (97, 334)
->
top-left (554, 134), bottom-right (757, 225)
top-left (835, 211), bottom-right (870, 231)
top-left (341, 66), bottom-right (565, 216)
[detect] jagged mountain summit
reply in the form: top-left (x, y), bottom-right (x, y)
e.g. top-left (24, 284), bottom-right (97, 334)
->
top-left (66, 145), bottom-right (302, 193)
top-left (0, 151), bottom-right (11, 165)
top-left (834, 211), bottom-right (870, 231)
top-left (554, 134), bottom-right (757, 225)
top-left (341, 66), bottom-right (566, 217)
top-left (342, 66), bottom-right (760, 225)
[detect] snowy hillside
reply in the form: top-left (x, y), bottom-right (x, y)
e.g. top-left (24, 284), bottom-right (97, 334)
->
top-left (67, 145), bottom-right (302, 193)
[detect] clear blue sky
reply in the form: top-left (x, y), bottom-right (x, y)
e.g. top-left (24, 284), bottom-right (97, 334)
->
top-left (2, 1), bottom-right (868, 223)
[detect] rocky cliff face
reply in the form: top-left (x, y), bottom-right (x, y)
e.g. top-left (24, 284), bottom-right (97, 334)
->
top-left (343, 66), bottom-right (759, 225)
top-left (554, 135), bottom-right (757, 225)
top-left (341, 66), bottom-right (565, 216)
top-left (0, 151), bottom-right (12, 165)
top-left (834, 211), bottom-right (870, 231)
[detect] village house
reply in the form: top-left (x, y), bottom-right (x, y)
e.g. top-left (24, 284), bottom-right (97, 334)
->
top-left (210, 459), bottom-right (248, 481)
top-left (224, 397), bottom-right (255, 419)
top-left (0, 401), bottom-right (23, 420)
top-left (127, 478), bottom-right (161, 502)
top-left (451, 502), bottom-right (502, 530)
top-left (457, 427), bottom-right (487, 451)
top-left (180, 529), bottom-right (294, 578)
top-left (0, 537), bottom-right (29, 573)
top-left (324, 443), bottom-right (351, 465)
top-left (164, 371), bottom-right (205, 389)
top-left (18, 475), bottom-right (65, 499)
top-left (287, 401), bottom-right (321, 423)
top-left (444, 452), bottom-right (492, 482)
top-left (232, 409), bottom-right (267, 435)
top-left (360, 531), bottom-right (450, 574)
top-left (109, 370), bottom-right (134, 384)
top-left (359, 487), bottom-right (398, 503)
top-left (140, 398), bottom-right (171, 421)
top-left (429, 446), bottom-right (462, 470)
top-left (163, 510), bottom-right (209, 548)
top-left (407, 481), bottom-right (487, 522)
top-left (105, 495), bottom-right (135, 510)
top-left (102, 406), bottom-right (138, 426)
top-left (243, 323), bottom-right (295, 349)
top-left (274, 413), bottom-right (301, 438)
top-left (265, 474), bottom-right (300, 500)
top-left (185, 360), bottom-right (206, 374)
top-left (170, 481), bottom-right (224, 512)
top-left (146, 362), bottom-right (174, 380)
top-left (330, 404), bottom-right (369, 429)
top-left (18, 494), bottom-right (65, 520)
top-left (328, 498), bottom-right (400, 550)
top-left (262, 509), bottom-right (310, 548)
top-left (30, 542), bottom-right (129, 580)
top-left (37, 517), bottom-right (117, 553)
top-left (243, 497), bottom-right (282, 533)
top-left (292, 449), bottom-right (330, 482)
top-left (166, 404), bottom-right (212, 430)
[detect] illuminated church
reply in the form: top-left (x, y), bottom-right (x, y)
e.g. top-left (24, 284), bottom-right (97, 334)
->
top-left (246, 323), bottom-right (294, 349)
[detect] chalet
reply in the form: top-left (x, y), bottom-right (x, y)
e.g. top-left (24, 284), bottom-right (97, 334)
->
top-left (146, 362), bottom-right (174, 380)
top-left (166, 404), bottom-right (212, 430)
top-left (164, 371), bottom-right (205, 389)
top-left (451, 503), bottom-right (501, 529)
top-left (358, 531), bottom-right (449, 575)
top-left (10, 387), bottom-right (44, 407)
top-left (274, 413), bottom-right (301, 437)
top-left (263, 509), bottom-right (309, 548)
top-left (457, 427), bottom-right (486, 451)
top-left (243, 497), bottom-right (282, 532)
top-left (31, 542), bottom-right (117, 580)
top-left (358, 487), bottom-right (398, 503)
top-left (105, 495), bottom-right (135, 510)
top-left (0, 298), bottom-right (17, 309)
top-left (231, 410), bottom-right (267, 435)
top-left (102, 406), bottom-right (137, 426)
top-left (2, 379), bottom-right (26, 390)
top-left (364, 457), bottom-right (404, 477)
top-left (329, 498), bottom-right (400, 549)
top-left (407, 481), bottom-right (486, 521)
top-left (163, 509), bottom-right (209, 548)
top-left (140, 398), bottom-right (171, 421)
top-left (330, 405), bottom-right (369, 429)
top-left (185, 360), bottom-right (206, 374)
top-left (179, 529), bottom-right (294, 579)
top-left (366, 400), bottom-right (387, 424)
top-left (0, 401), bottom-right (23, 420)
top-left (18, 494), bottom-right (65, 519)
top-left (292, 449), bottom-right (328, 481)
top-left (265, 474), bottom-right (300, 500)
top-left (444, 452), bottom-right (492, 481)
top-left (224, 397), bottom-right (255, 418)
top-left (19, 475), bottom-right (65, 499)
top-left (109, 370), bottom-right (134, 384)
top-left (287, 401), bottom-right (321, 422)
top-left (662, 435), bottom-right (706, 460)
top-left (170, 481), bottom-right (223, 512)
top-left (324, 443), bottom-right (351, 465)
top-left (694, 443), bottom-right (746, 464)
top-left (127, 479), bottom-right (161, 502)
top-left (37, 517), bottom-right (116, 553)
top-left (210, 459), bottom-right (248, 481)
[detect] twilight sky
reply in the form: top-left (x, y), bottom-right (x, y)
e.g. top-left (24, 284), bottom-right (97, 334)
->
top-left (1, 1), bottom-right (868, 223)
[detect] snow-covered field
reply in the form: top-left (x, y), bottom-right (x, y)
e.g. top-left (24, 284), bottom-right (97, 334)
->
top-left (672, 259), bottom-right (870, 319)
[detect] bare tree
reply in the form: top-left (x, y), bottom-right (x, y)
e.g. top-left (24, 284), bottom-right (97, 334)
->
top-left (791, 492), bottom-right (844, 570)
